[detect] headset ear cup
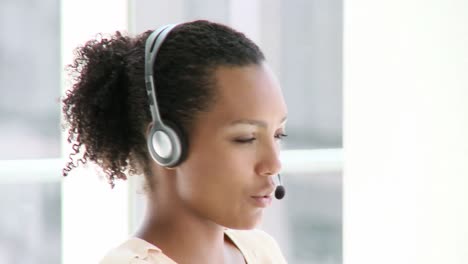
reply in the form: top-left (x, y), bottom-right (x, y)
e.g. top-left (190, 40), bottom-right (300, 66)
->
top-left (162, 120), bottom-right (189, 167)
top-left (147, 120), bottom-right (188, 167)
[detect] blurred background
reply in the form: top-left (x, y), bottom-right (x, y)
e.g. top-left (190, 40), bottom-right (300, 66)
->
top-left (0, 0), bottom-right (342, 263)
top-left (2, 1), bottom-right (467, 264)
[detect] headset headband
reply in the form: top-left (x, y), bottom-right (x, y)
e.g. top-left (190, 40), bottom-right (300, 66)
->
top-left (144, 24), bottom-right (178, 125)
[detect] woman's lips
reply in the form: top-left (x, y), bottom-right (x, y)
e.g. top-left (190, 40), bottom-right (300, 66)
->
top-left (250, 195), bottom-right (273, 207)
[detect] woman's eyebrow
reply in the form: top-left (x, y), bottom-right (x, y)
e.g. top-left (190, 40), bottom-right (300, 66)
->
top-left (229, 116), bottom-right (288, 128)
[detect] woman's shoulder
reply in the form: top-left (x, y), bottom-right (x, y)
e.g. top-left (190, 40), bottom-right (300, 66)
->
top-left (99, 237), bottom-right (176, 264)
top-left (224, 229), bottom-right (287, 263)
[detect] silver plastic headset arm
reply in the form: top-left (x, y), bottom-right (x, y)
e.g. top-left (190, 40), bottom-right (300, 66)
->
top-left (144, 24), bottom-right (178, 125)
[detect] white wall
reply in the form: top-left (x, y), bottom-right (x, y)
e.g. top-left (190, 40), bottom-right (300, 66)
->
top-left (344, 0), bottom-right (468, 263)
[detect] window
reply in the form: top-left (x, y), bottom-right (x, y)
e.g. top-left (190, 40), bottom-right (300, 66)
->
top-left (0, 0), bottom-right (61, 263)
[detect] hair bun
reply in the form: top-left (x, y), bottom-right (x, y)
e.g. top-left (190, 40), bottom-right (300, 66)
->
top-left (63, 31), bottom-right (135, 186)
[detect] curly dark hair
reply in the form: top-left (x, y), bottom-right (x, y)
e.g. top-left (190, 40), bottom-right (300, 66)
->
top-left (62, 20), bottom-right (265, 188)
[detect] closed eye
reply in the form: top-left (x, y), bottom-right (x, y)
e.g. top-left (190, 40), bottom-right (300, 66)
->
top-left (275, 133), bottom-right (288, 140)
top-left (234, 133), bottom-right (287, 144)
top-left (234, 138), bottom-right (256, 144)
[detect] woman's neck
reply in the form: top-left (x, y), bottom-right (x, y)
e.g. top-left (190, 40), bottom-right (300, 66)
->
top-left (134, 197), bottom-right (245, 264)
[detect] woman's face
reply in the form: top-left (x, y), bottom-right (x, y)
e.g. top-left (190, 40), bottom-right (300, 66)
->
top-left (176, 63), bottom-right (288, 229)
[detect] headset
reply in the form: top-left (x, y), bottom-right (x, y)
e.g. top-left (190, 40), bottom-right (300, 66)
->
top-left (144, 24), bottom-right (286, 199)
top-left (145, 24), bottom-right (187, 167)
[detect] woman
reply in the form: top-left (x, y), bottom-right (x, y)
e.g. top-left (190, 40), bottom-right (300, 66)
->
top-left (62, 20), bottom-right (288, 264)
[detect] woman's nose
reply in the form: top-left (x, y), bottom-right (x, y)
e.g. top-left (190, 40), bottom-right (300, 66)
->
top-left (254, 141), bottom-right (282, 177)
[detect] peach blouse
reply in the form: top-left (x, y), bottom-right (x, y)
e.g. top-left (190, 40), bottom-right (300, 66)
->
top-left (99, 229), bottom-right (287, 264)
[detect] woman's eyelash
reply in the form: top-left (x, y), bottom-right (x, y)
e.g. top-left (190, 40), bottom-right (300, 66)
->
top-left (234, 133), bottom-right (288, 144)
top-left (234, 138), bottom-right (256, 143)
top-left (275, 133), bottom-right (288, 140)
